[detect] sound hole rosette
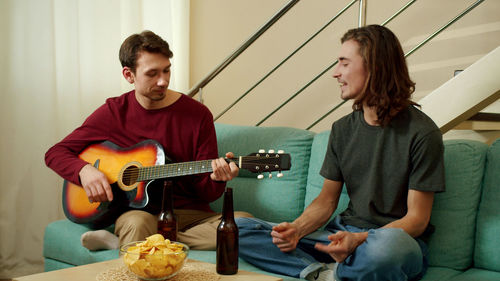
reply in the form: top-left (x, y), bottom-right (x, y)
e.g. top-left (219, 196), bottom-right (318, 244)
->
top-left (118, 161), bottom-right (142, 191)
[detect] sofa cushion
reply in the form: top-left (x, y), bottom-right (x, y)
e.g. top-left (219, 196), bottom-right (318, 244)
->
top-left (448, 268), bottom-right (500, 281)
top-left (213, 123), bottom-right (315, 222)
top-left (474, 138), bottom-right (500, 271)
top-left (427, 140), bottom-right (488, 270)
top-left (44, 258), bottom-right (75, 272)
top-left (43, 220), bottom-right (118, 268)
top-left (419, 267), bottom-right (461, 281)
top-left (304, 130), bottom-right (349, 222)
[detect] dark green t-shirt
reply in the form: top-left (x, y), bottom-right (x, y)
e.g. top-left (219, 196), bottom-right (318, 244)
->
top-left (320, 106), bottom-right (445, 229)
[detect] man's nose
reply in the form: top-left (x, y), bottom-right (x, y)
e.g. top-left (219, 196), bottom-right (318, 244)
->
top-left (158, 76), bottom-right (169, 86)
top-left (332, 65), bottom-right (340, 78)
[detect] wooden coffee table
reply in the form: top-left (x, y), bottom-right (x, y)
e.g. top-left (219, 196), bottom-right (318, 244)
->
top-left (14, 258), bottom-right (283, 281)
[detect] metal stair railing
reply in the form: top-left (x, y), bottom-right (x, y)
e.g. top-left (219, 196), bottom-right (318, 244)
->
top-left (186, 0), bottom-right (300, 99)
top-left (189, 0), bottom-right (486, 129)
top-left (215, 0), bottom-right (359, 121)
top-left (306, 0), bottom-right (485, 130)
top-left (257, 0), bottom-right (418, 127)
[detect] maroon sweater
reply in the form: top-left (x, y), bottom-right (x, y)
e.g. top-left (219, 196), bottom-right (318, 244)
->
top-left (45, 91), bottom-right (225, 212)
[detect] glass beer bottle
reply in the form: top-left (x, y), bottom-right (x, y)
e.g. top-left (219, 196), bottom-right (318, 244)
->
top-left (216, 187), bottom-right (238, 275)
top-left (157, 180), bottom-right (177, 241)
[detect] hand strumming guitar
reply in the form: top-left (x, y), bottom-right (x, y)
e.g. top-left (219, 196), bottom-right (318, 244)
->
top-left (79, 164), bottom-right (113, 202)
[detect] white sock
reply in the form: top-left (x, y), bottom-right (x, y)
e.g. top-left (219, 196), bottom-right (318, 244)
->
top-left (81, 230), bottom-right (119, 250)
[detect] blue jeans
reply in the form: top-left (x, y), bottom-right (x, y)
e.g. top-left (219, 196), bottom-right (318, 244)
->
top-left (236, 216), bottom-right (428, 281)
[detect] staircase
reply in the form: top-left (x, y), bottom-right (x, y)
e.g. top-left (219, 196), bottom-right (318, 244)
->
top-left (188, 0), bottom-right (500, 137)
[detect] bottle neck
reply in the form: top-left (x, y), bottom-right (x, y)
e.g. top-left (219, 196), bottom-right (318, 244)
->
top-left (222, 187), bottom-right (234, 220)
top-left (162, 181), bottom-right (174, 212)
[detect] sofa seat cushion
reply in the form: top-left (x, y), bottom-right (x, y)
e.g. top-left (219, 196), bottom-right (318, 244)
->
top-left (213, 123), bottom-right (315, 222)
top-left (420, 266), bottom-right (461, 281)
top-left (427, 140), bottom-right (488, 270)
top-left (43, 220), bottom-right (117, 268)
top-left (44, 258), bottom-right (75, 272)
top-left (475, 138), bottom-right (500, 271)
top-left (450, 268), bottom-right (500, 281)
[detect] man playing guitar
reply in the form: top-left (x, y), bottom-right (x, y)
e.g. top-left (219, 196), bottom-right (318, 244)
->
top-left (45, 30), bottom-right (251, 251)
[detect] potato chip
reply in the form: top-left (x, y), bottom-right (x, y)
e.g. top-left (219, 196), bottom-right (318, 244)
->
top-left (146, 234), bottom-right (165, 246)
top-left (121, 233), bottom-right (188, 279)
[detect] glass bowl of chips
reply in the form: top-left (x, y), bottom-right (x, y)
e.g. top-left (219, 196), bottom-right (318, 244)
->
top-left (120, 234), bottom-right (189, 280)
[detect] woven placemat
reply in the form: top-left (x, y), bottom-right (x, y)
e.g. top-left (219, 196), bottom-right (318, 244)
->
top-left (96, 262), bottom-right (220, 281)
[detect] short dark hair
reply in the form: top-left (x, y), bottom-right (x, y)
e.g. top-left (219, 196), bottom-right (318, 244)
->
top-left (341, 25), bottom-right (418, 126)
top-left (119, 30), bottom-right (173, 73)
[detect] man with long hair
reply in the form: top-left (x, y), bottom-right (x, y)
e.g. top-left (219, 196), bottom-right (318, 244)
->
top-left (236, 25), bottom-right (445, 281)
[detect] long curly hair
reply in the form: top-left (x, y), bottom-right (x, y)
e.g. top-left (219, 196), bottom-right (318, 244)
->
top-left (341, 25), bottom-right (418, 126)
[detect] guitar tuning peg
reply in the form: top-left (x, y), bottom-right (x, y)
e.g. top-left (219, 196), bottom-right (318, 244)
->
top-left (268, 149), bottom-right (275, 153)
top-left (277, 150), bottom-right (284, 154)
top-left (257, 174), bottom-right (264, 180)
top-left (258, 149), bottom-right (265, 153)
top-left (277, 172), bottom-right (284, 178)
top-left (268, 173), bottom-right (273, 179)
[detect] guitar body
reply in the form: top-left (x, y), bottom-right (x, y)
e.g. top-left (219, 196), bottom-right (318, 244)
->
top-left (62, 140), bottom-right (165, 229)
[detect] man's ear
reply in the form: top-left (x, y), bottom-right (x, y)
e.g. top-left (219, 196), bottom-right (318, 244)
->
top-left (122, 67), bottom-right (135, 84)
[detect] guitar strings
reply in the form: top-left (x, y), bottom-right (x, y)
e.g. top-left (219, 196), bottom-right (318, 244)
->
top-left (119, 157), bottom-right (284, 173)
top-left (121, 156), bottom-right (286, 182)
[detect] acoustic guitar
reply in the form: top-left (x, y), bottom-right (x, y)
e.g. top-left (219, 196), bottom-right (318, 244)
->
top-left (62, 139), bottom-right (291, 228)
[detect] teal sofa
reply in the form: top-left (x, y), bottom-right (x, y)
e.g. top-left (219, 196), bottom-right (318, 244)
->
top-left (44, 123), bottom-right (500, 280)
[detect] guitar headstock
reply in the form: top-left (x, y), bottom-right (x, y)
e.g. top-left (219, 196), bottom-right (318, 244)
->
top-left (239, 149), bottom-right (291, 179)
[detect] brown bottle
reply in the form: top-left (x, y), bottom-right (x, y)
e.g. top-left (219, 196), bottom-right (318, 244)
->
top-left (157, 180), bottom-right (177, 241)
top-left (216, 187), bottom-right (238, 275)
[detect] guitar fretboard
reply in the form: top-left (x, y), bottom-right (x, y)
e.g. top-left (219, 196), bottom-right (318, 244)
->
top-left (136, 159), bottom-right (231, 181)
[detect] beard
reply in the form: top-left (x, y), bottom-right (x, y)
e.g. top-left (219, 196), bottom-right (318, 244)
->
top-left (147, 89), bottom-right (167, 101)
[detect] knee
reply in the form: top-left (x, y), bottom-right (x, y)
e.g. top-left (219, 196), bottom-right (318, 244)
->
top-left (362, 228), bottom-right (422, 271)
top-left (116, 211), bottom-right (156, 235)
top-left (235, 217), bottom-right (273, 231)
top-left (234, 211), bottom-right (253, 219)
top-left (235, 217), bottom-right (258, 229)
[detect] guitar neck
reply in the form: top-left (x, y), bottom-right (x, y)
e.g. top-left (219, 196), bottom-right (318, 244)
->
top-left (136, 158), bottom-right (237, 181)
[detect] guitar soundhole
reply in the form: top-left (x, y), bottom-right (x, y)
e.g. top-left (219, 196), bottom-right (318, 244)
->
top-left (122, 165), bottom-right (139, 186)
